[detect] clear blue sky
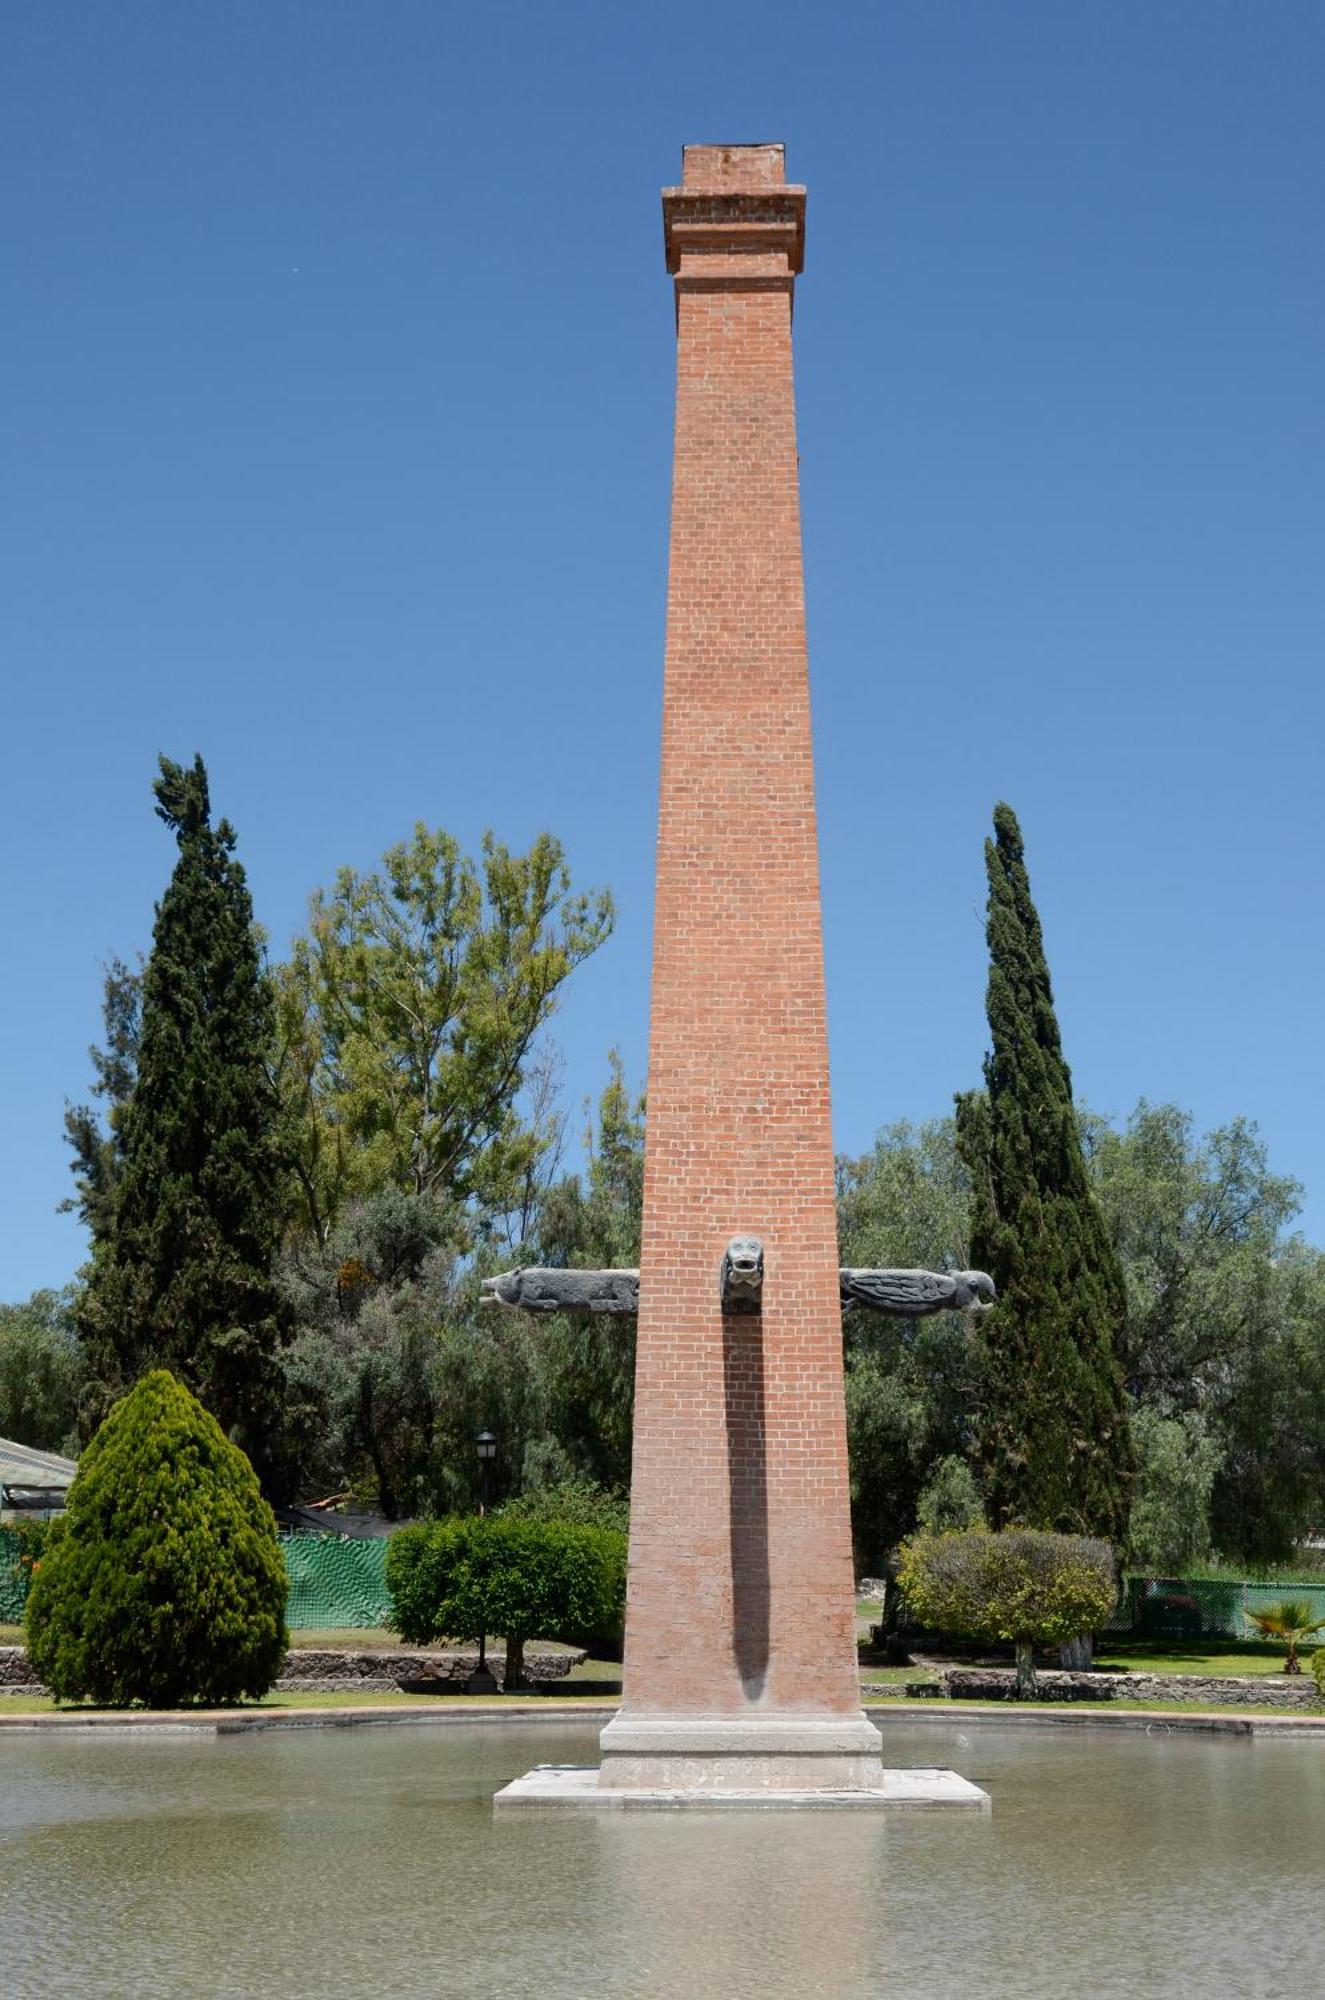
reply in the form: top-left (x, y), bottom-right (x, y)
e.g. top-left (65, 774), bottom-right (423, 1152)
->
top-left (3, 3), bottom-right (1322, 1298)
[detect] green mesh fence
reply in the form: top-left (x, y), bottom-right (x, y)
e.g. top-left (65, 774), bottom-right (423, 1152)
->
top-left (7, 1535), bottom-right (1323, 1643)
top-left (281, 1536), bottom-right (392, 1631)
top-left (0, 1530), bottom-right (27, 1623)
top-left (0, 1528), bottom-right (393, 1633)
top-left (1105, 1576), bottom-right (1325, 1641)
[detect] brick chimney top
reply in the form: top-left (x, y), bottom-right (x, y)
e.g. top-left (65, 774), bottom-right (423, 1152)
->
top-left (679, 143), bottom-right (787, 191)
top-left (663, 142), bottom-right (806, 279)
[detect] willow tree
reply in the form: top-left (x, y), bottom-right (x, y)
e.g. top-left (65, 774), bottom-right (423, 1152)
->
top-left (956, 803), bottom-right (1132, 1543)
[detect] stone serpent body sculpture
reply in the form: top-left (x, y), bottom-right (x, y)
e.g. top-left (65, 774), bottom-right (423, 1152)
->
top-left (482, 1259), bottom-right (994, 1318)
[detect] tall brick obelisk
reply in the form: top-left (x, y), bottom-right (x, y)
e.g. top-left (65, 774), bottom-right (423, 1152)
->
top-left (596, 143), bottom-right (884, 1793)
top-left (495, 143), bottom-right (987, 1810)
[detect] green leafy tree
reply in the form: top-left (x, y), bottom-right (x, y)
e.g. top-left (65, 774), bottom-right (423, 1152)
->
top-left (0, 1290), bottom-right (84, 1453)
top-left (77, 757), bottom-right (289, 1480)
top-left (60, 957), bottom-right (143, 1251)
top-left (1126, 1408), bottom-right (1220, 1572)
top-left (956, 804), bottom-right (1132, 1542)
top-left (1086, 1103), bottom-right (1302, 1410)
top-left (898, 1527), bottom-right (1117, 1695)
top-left (1088, 1104), bottom-right (1325, 1564)
top-left (1209, 1247), bottom-right (1325, 1565)
top-left (272, 1050), bottom-right (641, 1520)
top-left (520, 1053), bottom-right (645, 1493)
top-left (496, 1480), bottom-right (630, 1536)
top-left (837, 1118), bottom-right (980, 1564)
top-left (276, 1189), bottom-right (462, 1517)
top-left (276, 825), bottom-right (613, 1243)
top-left (25, 1370), bottom-right (287, 1705)
top-left (916, 1455), bottom-right (987, 1536)
top-left (837, 1116), bottom-right (974, 1277)
top-left (852, 1104), bottom-right (1325, 1568)
top-left (493, 1487), bottom-right (631, 1659)
top-left (849, 1102), bottom-right (1325, 1568)
top-left (277, 1182), bottom-right (580, 1518)
top-left (386, 1514), bottom-right (625, 1687)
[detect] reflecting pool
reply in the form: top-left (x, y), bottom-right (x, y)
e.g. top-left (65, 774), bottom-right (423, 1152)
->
top-left (2, 1717), bottom-right (1321, 1998)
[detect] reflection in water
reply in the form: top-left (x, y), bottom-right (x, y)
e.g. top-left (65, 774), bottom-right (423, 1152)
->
top-left (595, 1808), bottom-right (887, 1996)
top-left (0, 1720), bottom-right (1321, 1998)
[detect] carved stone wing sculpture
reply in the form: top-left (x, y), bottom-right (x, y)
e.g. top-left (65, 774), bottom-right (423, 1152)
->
top-left (480, 1268), bottom-right (640, 1315)
top-left (838, 1268), bottom-right (996, 1316)
top-left (480, 1261), bottom-right (994, 1319)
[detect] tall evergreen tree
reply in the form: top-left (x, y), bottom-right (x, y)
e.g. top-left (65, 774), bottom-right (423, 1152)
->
top-left (60, 956), bottom-right (142, 1250)
top-left (79, 756), bottom-right (289, 1482)
top-left (955, 803), bottom-right (1132, 1543)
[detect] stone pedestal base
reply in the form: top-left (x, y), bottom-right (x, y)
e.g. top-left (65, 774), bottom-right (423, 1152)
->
top-left (596, 1711), bottom-right (888, 1793)
top-left (493, 1710), bottom-right (989, 1811)
top-left (493, 1764), bottom-right (989, 1812)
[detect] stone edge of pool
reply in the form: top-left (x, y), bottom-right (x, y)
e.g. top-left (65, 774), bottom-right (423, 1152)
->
top-left (1, 1700), bottom-right (1323, 1738)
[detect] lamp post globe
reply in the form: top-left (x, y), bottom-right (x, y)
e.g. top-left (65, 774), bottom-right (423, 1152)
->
top-left (476, 1430), bottom-right (497, 1517)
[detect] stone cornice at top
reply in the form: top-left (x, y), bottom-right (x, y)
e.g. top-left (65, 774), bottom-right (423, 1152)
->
top-left (662, 142), bottom-right (806, 278)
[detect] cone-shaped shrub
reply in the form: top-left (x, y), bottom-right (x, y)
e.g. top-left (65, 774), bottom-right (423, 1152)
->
top-left (26, 1370), bottom-right (287, 1706)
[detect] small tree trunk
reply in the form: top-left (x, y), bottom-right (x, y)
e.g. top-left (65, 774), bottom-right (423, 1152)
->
top-left (1014, 1639), bottom-right (1036, 1698)
top-left (1059, 1634), bottom-right (1093, 1670)
top-left (503, 1634), bottom-right (525, 1691)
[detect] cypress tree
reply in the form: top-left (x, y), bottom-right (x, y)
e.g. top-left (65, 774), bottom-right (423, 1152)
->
top-left (27, 1369), bottom-right (288, 1706)
top-left (80, 756), bottom-right (289, 1482)
top-left (955, 803), bottom-right (1132, 1543)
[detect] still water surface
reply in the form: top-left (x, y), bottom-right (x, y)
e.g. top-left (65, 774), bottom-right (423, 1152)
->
top-left (2, 1718), bottom-right (1320, 1999)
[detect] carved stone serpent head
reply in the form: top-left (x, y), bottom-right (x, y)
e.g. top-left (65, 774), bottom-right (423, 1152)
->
top-left (949, 1270), bottom-right (997, 1315)
top-left (721, 1235), bottom-right (765, 1312)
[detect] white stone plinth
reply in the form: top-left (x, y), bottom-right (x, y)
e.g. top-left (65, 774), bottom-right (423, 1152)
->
top-left (493, 1763), bottom-right (990, 1811)
top-left (596, 1710), bottom-right (889, 1792)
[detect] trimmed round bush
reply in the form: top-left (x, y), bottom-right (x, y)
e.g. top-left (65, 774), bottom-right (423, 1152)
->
top-left (898, 1528), bottom-right (1117, 1695)
top-left (387, 1514), bottom-right (625, 1687)
top-left (26, 1369), bottom-right (287, 1706)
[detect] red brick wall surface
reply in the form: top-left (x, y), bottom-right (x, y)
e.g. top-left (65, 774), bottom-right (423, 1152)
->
top-left (620, 145), bottom-right (860, 1720)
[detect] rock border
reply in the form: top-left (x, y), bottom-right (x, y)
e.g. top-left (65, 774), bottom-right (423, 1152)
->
top-left (0, 1642), bottom-right (584, 1698)
top-left (873, 1664), bottom-right (1322, 1708)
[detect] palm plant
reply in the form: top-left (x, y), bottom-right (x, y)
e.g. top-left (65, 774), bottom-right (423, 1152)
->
top-left (1243, 1600), bottom-right (1325, 1674)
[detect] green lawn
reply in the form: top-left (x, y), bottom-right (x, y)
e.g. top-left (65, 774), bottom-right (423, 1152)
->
top-left (0, 1654), bottom-right (626, 1715)
top-left (1, 1685), bottom-right (1317, 1722)
top-left (862, 1636), bottom-right (1311, 1679)
top-left (0, 1689), bottom-right (441, 1716)
top-left (286, 1626), bottom-right (399, 1649)
top-left (893, 1695), bottom-right (1324, 1720)
top-left (4, 1623), bottom-right (575, 1654)
top-left (0, 1620), bottom-right (407, 1650)
top-left (1093, 1639), bottom-right (1306, 1678)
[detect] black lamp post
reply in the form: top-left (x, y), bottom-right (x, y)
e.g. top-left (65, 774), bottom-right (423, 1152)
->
top-left (469, 1429), bottom-right (500, 1694)
top-left (476, 1430), bottom-right (497, 1517)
